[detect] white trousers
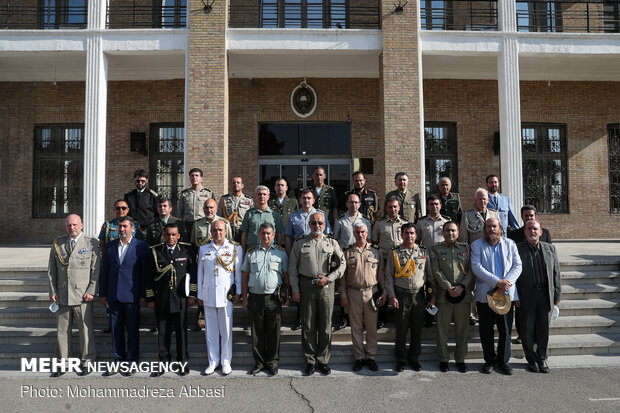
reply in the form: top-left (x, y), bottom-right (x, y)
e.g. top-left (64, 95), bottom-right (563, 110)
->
top-left (204, 303), bottom-right (233, 368)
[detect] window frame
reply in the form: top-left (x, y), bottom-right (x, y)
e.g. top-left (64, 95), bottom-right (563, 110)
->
top-left (148, 122), bottom-right (185, 215)
top-left (424, 121), bottom-right (458, 195)
top-left (608, 123), bottom-right (620, 214)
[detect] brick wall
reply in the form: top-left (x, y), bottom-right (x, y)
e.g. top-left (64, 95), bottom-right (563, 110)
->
top-left (0, 80), bottom-right (184, 244)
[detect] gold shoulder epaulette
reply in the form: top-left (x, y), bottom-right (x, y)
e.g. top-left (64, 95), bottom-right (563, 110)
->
top-left (181, 186), bottom-right (191, 192)
top-left (149, 189), bottom-right (158, 197)
top-left (246, 245), bottom-right (259, 253)
top-left (178, 241), bottom-right (191, 246)
top-left (296, 235), bottom-right (306, 241)
top-left (273, 244), bottom-right (285, 251)
top-left (231, 240), bottom-right (240, 246)
top-left (441, 214), bottom-right (451, 220)
top-left (150, 243), bottom-right (163, 249)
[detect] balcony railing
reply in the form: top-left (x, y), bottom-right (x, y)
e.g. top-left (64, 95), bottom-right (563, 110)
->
top-left (517, 1), bottom-right (620, 33)
top-left (228, 1), bottom-right (381, 29)
top-left (420, 0), bottom-right (498, 31)
top-left (107, 4), bottom-right (186, 29)
top-left (1, 4), bottom-right (87, 30)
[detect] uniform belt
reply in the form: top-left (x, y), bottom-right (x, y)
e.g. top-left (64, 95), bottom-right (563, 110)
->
top-left (395, 286), bottom-right (421, 295)
top-left (299, 273), bottom-right (317, 279)
top-left (349, 285), bottom-right (377, 292)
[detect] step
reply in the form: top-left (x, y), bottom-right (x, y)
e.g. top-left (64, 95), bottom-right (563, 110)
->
top-left (561, 270), bottom-right (620, 283)
top-left (0, 269), bottom-right (48, 279)
top-left (560, 261), bottom-right (620, 273)
top-left (0, 278), bottom-right (49, 292)
top-left (561, 283), bottom-right (620, 299)
top-left (558, 298), bottom-right (620, 316)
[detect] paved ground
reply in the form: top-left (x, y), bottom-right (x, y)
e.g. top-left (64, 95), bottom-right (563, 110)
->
top-left (1, 362), bottom-right (619, 412)
top-left (1, 241), bottom-right (619, 269)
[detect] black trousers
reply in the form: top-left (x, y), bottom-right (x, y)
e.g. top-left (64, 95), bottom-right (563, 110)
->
top-left (249, 293), bottom-right (282, 368)
top-left (157, 305), bottom-right (188, 362)
top-left (477, 301), bottom-right (513, 365)
top-left (517, 288), bottom-right (551, 364)
top-left (394, 288), bottom-right (425, 363)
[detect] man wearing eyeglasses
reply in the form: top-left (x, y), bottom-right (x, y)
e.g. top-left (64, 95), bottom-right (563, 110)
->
top-left (289, 212), bottom-right (346, 376)
top-left (98, 199), bottom-right (145, 254)
top-left (124, 169), bottom-right (159, 230)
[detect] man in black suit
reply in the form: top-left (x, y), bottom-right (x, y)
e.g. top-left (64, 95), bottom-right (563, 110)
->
top-left (516, 220), bottom-right (561, 374)
top-left (509, 205), bottom-right (551, 244)
top-left (124, 169), bottom-right (159, 230)
top-left (100, 216), bottom-right (149, 375)
top-left (147, 224), bottom-right (197, 376)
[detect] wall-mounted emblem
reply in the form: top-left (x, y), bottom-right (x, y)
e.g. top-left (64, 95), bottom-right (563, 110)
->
top-left (291, 80), bottom-right (317, 118)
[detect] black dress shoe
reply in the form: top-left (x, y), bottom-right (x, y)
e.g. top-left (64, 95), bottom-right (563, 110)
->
top-left (149, 326), bottom-right (158, 333)
top-left (456, 362), bottom-right (468, 373)
top-left (150, 370), bottom-right (164, 378)
top-left (304, 364), bottom-right (316, 376)
top-left (292, 321), bottom-right (302, 331)
top-left (527, 362), bottom-right (539, 373)
top-left (50, 371), bottom-right (65, 378)
top-left (439, 362), bottom-right (449, 372)
top-left (512, 336), bottom-right (522, 345)
top-left (498, 363), bottom-right (513, 376)
top-left (180, 366), bottom-right (190, 376)
top-left (353, 359), bottom-right (364, 371)
top-left (317, 363), bottom-right (331, 375)
top-left (250, 365), bottom-right (263, 375)
top-left (268, 367), bottom-right (278, 376)
top-left (367, 359), bottom-right (379, 372)
top-left (102, 327), bottom-right (111, 334)
top-left (123, 371), bottom-right (135, 377)
top-left (537, 361), bottom-right (549, 373)
top-left (78, 369), bottom-right (90, 377)
top-left (377, 320), bottom-right (385, 329)
top-left (481, 363), bottom-right (493, 374)
top-left (191, 325), bottom-right (202, 332)
top-left (469, 317), bottom-right (477, 326)
top-left (103, 370), bottom-right (118, 377)
top-left (410, 361), bottom-right (422, 372)
top-left (395, 362), bottom-right (406, 372)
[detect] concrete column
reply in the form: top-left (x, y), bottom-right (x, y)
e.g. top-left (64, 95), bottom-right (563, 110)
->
top-left (498, 0), bottom-right (517, 32)
top-left (380, 1), bottom-right (424, 208)
top-left (186, 0), bottom-right (229, 195)
top-left (82, 0), bottom-right (108, 236)
top-left (497, 36), bottom-right (523, 218)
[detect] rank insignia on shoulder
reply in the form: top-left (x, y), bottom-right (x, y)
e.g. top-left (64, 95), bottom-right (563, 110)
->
top-left (246, 245), bottom-right (259, 253)
top-left (273, 244), bottom-right (285, 251)
top-left (179, 241), bottom-right (191, 246)
top-left (151, 243), bottom-right (163, 249)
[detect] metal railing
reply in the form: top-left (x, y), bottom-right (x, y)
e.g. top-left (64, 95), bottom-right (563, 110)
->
top-left (107, 5), bottom-right (187, 28)
top-left (1, 4), bottom-right (87, 30)
top-left (228, 1), bottom-right (381, 29)
top-left (516, 1), bottom-right (620, 33)
top-left (420, 0), bottom-right (498, 31)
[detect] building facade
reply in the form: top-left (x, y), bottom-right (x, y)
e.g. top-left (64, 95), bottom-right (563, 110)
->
top-left (1, 0), bottom-right (620, 243)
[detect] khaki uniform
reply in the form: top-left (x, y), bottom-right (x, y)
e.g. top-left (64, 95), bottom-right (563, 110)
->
top-left (458, 208), bottom-right (500, 245)
top-left (386, 189), bottom-right (422, 223)
top-left (218, 193), bottom-right (254, 242)
top-left (430, 241), bottom-right (473, 363)
top-left (144, 216), bottom-right (184, 246)
top-left (177, 186), bottom-right (214, 230)
top-left (268, 195), bottom-right (299, 230)
top-left (372, 216), bottom-right (407, 258)
top-left (48, 234), bottom-right (99, 365)
top-left (307, 184), bottom-right (338, 225)
top-left (190, 215), bottom-right (233, 249)
top-left (385, 244), bottom-right (434, 363)
top-left (415, 214), bottom-right (450, 249)
top-left (289, 235), bottom-right (346, 365)
top-left (437, 192), bottom-right (463, 224)
top-left (345, 188), bottom-right (379, 224)
top-left (340, 243), bottom-right (384, 361)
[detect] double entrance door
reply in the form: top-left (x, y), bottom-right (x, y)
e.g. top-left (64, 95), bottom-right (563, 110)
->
top-left (259, 159), bottom-right (351, 209)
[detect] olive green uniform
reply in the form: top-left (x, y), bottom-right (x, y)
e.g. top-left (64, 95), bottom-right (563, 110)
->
top-left (218, 193), bottom-right (254, 243)
top-left (268, 195), bottom-right (299, 232)
top-left (437, 192), bottom-right (463, 224)
top-left (385, 189), bottom-right (422, 223)
top-left (289, 235), bottom-right (346, 365)
top-left (430, 241), bottom-right (473, 363)
top-left (177, 186), bottom-right (214, 234)
top-left (190, 215), bottom-right (233, 250)
top-left (458, 208), bottom-right (500, 245)
top-left (307, 184), bottom-right (338, 226)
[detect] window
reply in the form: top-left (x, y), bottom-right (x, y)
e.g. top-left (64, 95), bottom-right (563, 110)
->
top-left (258, 123), bottom-right (351, 156)
top-left (517, 1), bottom-right (561, 32)
top-left (604, 2), bottom-right (620, 33)
top-left (38, 0), bottom-right (87, 29)
top-left (521, 124), bottom-right (568, 213)
top-left (424, 122), bottom-right (458, 195)
top-left (33, 124), bottom-right (84, 218)
top-left (261, 0), bottom-right (347, 28)
top-left (149, 123), bottom-right (184, 214)
top-left (154, 0), bottom-right (187, 28)
top-left (609, 124), bottom-right (620, 214)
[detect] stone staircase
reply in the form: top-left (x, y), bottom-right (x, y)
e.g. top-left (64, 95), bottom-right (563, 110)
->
top-left (0, 258), bottom-right (618, 368)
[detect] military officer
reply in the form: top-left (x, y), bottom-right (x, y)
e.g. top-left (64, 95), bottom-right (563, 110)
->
top-left (340, 224), bottom-right (386, 372)
top-left (459, 188), bottom-right (500, 245)
top-left (344, 171), bottom-right (380, 224)
top-left (415, 195), bottom-right (450, 249)
top-left (190, 198), bottom-right (233, 249)
top-left (385, 223), bottom-right (435, 372)
top-left (385, 172), bottom-right (422, 223)
top-left (241, 222), bottom-right (289, 376)
top-left (177, 167), bottom-right (214, 236)
top-left (146, 224), bottom-right (196, 376)
top-left (371, 196), bottom-right (407, 328)
top-left (218, 176), bottom-right (254, 243)
top-left (306, 166), bottom-right (338, 226)
top-left (240, 185), bottom-right (284, 252)
top-left (124, 169), bottom-right (159, 230)
top-left (98, 199), bottom-right (144, 253)
top-left (48, 214), bottom-right (99, 377)
top-left (197, 220), bottom-right (242, 376)
top-left (268, 178), bottom-right (299, 233)
top-left (333, 193), bottom-right (372, 250)
top-left (436, 177), bottom-right (463, 224)
top-left (285, 189), bottom-right (332, 255)
top-left (430, 221), bottom-right (473, 373)
top-left (145, 198), bottom-right (184, 246)
top-left (289, 212), bottom-right (346, 376)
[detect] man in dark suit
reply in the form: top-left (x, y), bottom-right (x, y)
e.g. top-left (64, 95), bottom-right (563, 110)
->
top-left (509, 205), bottom-right (551, 244)
top-left (516, 220), bottom-right (561, 374)
top-left (124, 169), bottom-right (159, 230)
top-left (100, 216), bottom-right (149, 376)
top-left (147, 224), bottom-right (197, 376)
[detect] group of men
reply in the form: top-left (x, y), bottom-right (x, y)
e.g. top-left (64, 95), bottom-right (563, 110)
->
top-left (47, 167), bottom-right (561, 377)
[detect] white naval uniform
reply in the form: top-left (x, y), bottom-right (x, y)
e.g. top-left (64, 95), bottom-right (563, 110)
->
top-left (197, 239), bottom-right (243, 370)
